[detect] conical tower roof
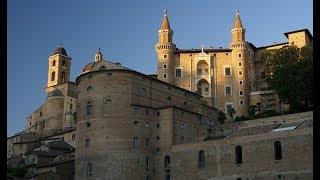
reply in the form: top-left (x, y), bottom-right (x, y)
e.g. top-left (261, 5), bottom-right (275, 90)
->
top-left (233, 10), bottom-right (243, 29)
top-left (161, 10), bottom-right (171, 30)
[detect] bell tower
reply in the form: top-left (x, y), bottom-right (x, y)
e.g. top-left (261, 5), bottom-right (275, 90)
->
top-left (155, 10), bottom-right (176, 85)
top-left (47, 45), bottom-right (71, 88)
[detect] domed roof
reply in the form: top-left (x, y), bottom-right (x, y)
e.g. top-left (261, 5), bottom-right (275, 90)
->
top-left (82, 59), bottom-right (129, 73)
top-left (47, 89), bottom-right (64, 98)
top-left (52, 46), bottom-right (68, 56)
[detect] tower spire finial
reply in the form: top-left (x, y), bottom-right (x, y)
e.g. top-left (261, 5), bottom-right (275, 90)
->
top-left (236, 9), bottom-right (240, 16)
top-left (59, 42), bottom-right (63, 47)
top-left (201, 44), bottom-right (204, 53)
top-left (164, 9), bottom-right (168, 16)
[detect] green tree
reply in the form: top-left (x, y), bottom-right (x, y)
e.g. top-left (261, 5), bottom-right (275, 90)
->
top-left (247, 105), bottom-right (257, 118)
top-left (261, 45), bottom-right (313, 113)
top-left (218, 110), bottom-right (226, 124)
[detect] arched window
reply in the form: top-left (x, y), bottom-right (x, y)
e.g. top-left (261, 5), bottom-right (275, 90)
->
top-left (52, 60), bottom-right (56, 67)
top-left (274, 141), bottom-right (282, 160)
top-left (87, 162), bottom-right (92, 177)
top-left (235, 145), bottom-right (242, 164)
top-left (104, 98), bottom-right (112, 114)
top-left (87, 86), bottom-right (93, 91)
top-left (99, 66), bottom-right (106, 70)
top-left (62, 60), bottom-right (66, 67)
top-left (196, 79), bottom-right (210, 96)
top-left (164, 156), bottom-right (170, 180)
top-left (51, 71), bottom-right (55, 81)
top-left (198, 150), bottom-right (205, 169)
top-left (197, 60), bottom-right (209, 75)
top-left (86, 101), bottom-right (93, 116)
top-left (61, 71), bottom-right (65, 82)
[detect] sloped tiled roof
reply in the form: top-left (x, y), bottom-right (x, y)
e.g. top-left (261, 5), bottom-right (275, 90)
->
top-left (228, 124), bottom-right (280, 138)
top-left (47, 140), bottom-right (73, 150)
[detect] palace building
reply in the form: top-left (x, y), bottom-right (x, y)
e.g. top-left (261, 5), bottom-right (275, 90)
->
top-left (7, 10), bottom-right (313, 180)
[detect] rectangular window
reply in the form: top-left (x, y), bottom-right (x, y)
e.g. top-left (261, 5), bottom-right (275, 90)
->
top-left (86, 122), bottom-right (91, 127)
top-left (156, 112), bottom-right (160, 117)
top-left (146, 138), bottom-right (149, 146)
top-left (225, 85), bottom-right (232, 95)
top-left (175, 68), bottom-right (181, 77)
top-left (226, 103), bottom-right (233, 113)
top-left (133, 137), bottom-right (139, 148)
top-left (238, 62), bottom-right (242, 66)
top-left (225, 67), bottom-right (231, 76)
top-left (239, 70), bottom-right (243, 76)
top-left (163, 64), bottom-right (167, 69)
top-left (239, 91), bottom-right (243, 96)
top-left (156, 136), bottom-right (160, 140)
top-left (239, 80), bottom-right (243, 85)
top-left (85, 139), bottom-right (90, 148)
top-left (146, 109), bottom-right (149, 115)
top-left (134, 121), bottom-right (139, 126)
top-left (163, 73), bottom-right (167, 79)
top-left (239, 100), bottom-right (244, 106)
top-left (164, 55), bottom-right (167, 59)
top-left (238, 53), bottom-right (242, 57)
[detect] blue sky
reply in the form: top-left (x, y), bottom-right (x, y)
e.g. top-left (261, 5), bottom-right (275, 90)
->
top-left (7, 0), bottom-right (312, 136)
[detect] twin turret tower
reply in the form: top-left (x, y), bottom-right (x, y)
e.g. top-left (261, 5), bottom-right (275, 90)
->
top-left (155, 10), bottom-right (251, 117)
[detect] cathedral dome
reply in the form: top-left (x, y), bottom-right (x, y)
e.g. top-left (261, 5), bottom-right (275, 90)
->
top-left (52, 46), bottom-right (68, 56)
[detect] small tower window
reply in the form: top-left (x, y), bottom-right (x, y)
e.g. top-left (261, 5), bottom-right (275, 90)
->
top-left (163, 64), bottom-right (167, 69)
top-left (163, 73), bottom-right (167, 79)
top-left (52, 60), bottom-right (56, 67)
top-left (240, 80), bottom-right (243, 85)
top-left (86, 101), bottom-right (93, 115)
top-left (238, 62), bottom-right (242, 66)
top-left (238, 53), bottom-right (242, 57)
top-left (62, 60), bottom-right (66, 67)
top-left (61, 71), bottom-right (65, 82)
top-left (239, 100), bottom-right (244, 106)
top-left (51, 71), bottom-right (55, 81)
top-left (70, 103), bottom-right (73, 110)
top-left (239, 70), bottom-right (243, 76)
top-left (163, 54), bottom-right (168, 59)
top-left (198, 150), bottom-right (205, 169)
